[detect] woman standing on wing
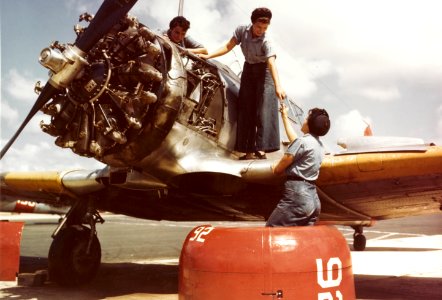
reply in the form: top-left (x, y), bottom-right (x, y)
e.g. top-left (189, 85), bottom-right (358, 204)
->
top-left (199, 7), bottom-right (285, 160)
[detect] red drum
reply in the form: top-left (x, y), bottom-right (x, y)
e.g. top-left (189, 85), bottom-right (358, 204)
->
top-left (0, 222), bottom-right (25, 281)
top-left (179, 225), bottom-right (355, 299)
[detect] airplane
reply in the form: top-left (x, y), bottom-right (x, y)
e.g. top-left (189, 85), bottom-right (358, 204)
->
top-left (1, 0), bottom-right (441, 286)
top-left (0, 198), bottom-right (69, 215)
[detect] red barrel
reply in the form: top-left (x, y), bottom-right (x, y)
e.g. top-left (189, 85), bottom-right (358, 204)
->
top-left (179, 225), bottom-right (355, 299)
top-left (0, 222), bottom-right (25, 281)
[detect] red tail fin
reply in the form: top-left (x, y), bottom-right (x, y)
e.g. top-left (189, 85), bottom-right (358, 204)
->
top-left (364, 124), bottom-right (373, 136)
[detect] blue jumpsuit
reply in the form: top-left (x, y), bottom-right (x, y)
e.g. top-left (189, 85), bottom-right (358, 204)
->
top-left (233, 25), bottom-right (280, 153)
top-left (266, 134), bottom-right (325, 226)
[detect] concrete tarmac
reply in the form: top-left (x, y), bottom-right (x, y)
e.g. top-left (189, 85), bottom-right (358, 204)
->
top-left (1, 212), bottom-right (441, 299)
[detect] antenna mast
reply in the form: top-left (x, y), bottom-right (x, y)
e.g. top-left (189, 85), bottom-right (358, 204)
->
top-left (178, 0), bottom-right (184, 16)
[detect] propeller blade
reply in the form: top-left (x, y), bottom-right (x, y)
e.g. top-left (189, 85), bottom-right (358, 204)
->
top-left (0, 84), bottom-right (59, 159)
top-left (1, 0), bottom-right (139, 159)
top-left (75, 0), bottom-right (138, 52)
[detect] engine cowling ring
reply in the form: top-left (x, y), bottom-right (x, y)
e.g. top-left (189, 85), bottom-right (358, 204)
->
top-left (100, 38), bottom-right (186, 167)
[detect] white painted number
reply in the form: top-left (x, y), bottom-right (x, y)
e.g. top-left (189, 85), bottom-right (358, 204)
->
top-left (316, 257), bottom-right (343, 300)
top-left (17, 200), bottom-right (36, 207)
top-left (318, 291), bottom-right (343, 300)
top-left (189, 226), bottom-right (214, 243)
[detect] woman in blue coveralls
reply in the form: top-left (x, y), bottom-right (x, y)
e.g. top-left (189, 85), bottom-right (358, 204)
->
top-left (266, 104), bottom-right (330, 226)
top-left (199, 8), bottom-right (286, 160)
top-left (165, 16), bottom-right (208, 55)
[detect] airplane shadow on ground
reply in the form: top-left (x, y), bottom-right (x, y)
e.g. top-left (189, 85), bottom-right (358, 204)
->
top-left (1, 256), bottom-right (441, 300)
top-left (354, 275), bottom-right (442, 300)
top-left (1, 257), bottom-right (178, 300)
top-left (351, 245), bottom-right (441, 252)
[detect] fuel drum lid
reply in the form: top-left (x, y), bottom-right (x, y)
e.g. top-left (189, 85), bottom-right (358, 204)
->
top-left (179, 225), bottom-right (355, 299)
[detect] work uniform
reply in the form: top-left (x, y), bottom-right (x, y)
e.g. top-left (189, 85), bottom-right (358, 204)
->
top-left (164, 30), bottom-right (205, 49)
top-left (266, 133), bottom-right (325, 226)
top-left (233, 24), bottom-right (280, 153)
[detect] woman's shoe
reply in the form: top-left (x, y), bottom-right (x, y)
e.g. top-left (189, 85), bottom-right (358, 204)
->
top-left (255, 151), bottom-right (267, 159)
top-left (239, 153), bottom-right (255, 160)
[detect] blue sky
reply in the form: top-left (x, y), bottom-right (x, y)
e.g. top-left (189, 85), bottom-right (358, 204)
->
top-left (1, 0), bottom-right (442, 171)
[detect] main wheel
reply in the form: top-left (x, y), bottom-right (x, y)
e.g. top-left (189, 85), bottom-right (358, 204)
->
top-left (353, 233), bottom-right (366, 251)
top-left (48, 225), bottom-right (101, 286)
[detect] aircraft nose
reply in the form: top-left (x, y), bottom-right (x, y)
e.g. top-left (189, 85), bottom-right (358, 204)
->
top-left (37, 16), bottom-right (185, 164)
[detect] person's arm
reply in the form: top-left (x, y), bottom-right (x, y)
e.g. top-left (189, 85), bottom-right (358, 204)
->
top-left (188, 47), bottom-right (208, 55)
top-left (199, 37), bottom-right (237, 60)
top-left (272, 154), bottom-right (294, 175)
top-left (267, 56), bottom-right (286, 100)
top-left (272, 104), bottom-right (298, 174)
top-left (184, 36), bottom-right (208, 55)
top-left (280, 104), bottom-right (298, 142)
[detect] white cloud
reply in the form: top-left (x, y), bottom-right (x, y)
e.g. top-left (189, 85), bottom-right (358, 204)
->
top-left (28, 113), bottom-right (51, 134)
top-left (0, 101), bottom-right (19, 126)
top-left (359, 86), bottom-right (400, 102)
top-left (333, 110), bottom-right (371, 138)
top-left (5, 69), bottom-right (43, 103)
top-left (65, 0), bottom-right (101, 16)
top-left (0, 140), bottom-right (105, 171)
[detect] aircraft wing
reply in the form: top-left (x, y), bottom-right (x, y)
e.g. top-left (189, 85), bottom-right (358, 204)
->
top-left (317, 145), bottom-right (442, 221)
top-left (0, 170), bottom-right (103, 209)
top-left (2, 144), bottom-right (442, 223)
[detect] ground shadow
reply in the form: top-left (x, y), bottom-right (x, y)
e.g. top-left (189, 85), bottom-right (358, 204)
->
top-left (3, 256), bottom-right (442, 300)
top-left (1, 256), bottom-right (178, 300)
top-left (354, 274), bottom-right (442, 300)
top-left (347, 244), bottom-right (441, 252)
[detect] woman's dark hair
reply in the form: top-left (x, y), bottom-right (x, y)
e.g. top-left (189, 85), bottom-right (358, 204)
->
top-left (251, 7), bottom-right (272, 24)
top-left (169, 16), bottom-right (190, 31)
top-left (307, 108), bottom-right (331, 136)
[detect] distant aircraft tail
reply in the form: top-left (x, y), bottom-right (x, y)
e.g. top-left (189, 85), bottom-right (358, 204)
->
top-left (363, 121), bottom-right (373, 136)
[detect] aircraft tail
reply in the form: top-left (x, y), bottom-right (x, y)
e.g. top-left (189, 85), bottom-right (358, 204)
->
top-left (363, 121), bottom-right (373, 136)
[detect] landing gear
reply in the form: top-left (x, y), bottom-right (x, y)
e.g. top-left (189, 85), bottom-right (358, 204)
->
top-left (48, 200), bottom-right (104, 286)
top-left (48, 225), bottom-right (101, 286)
top-left (352, 225), bottom-right (366, 251)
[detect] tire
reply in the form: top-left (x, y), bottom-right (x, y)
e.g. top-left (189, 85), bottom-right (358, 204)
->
top-left (353, 233), bottom-right (366, 251)
top-left (48, 225), bottom-right (101, 286)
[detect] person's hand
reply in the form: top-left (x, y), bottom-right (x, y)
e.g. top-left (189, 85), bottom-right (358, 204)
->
top-left (279, 103), bottom-right (289, 118)
top-left (275, 86), bottom-right (286, 100)
top-left (198, 53), bottom-right (209, 60)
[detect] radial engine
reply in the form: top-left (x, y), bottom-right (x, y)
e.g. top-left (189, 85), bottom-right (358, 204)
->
top-left (37, 13), bottom-right (221, 166)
